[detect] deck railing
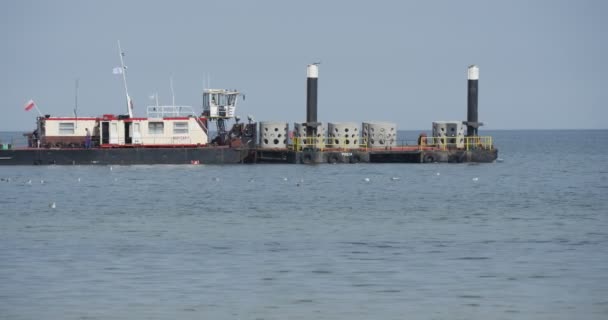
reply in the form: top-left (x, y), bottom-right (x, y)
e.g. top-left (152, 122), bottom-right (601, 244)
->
top-left (289, 136), bottom-right (494, 151)
top-left (146, 105), bottom-right (197, 118)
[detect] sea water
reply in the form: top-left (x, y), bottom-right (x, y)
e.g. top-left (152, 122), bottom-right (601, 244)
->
top-left (0, 130), bottom-right (607, 320)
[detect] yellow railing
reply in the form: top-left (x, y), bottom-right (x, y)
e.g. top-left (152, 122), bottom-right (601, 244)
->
top-left (465, 136), bottom-right (493, 150)
top-left (418, 136), bottom-right (493, 150)
top-left (290, 137), bottom-right (370, 151)
top-left (290, 135), bottom-right (494, 151)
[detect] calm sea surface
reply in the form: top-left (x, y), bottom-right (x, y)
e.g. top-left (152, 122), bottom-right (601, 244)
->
top-left (1, 130), bottom-right (607, 320)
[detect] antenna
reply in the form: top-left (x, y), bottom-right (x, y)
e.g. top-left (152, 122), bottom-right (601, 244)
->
top-left (170, 75), bottom-right (175, 106)
top-left (117, 40), bottom-right (133, 117)
top-left (149, 92), bottom-right (159, 107)
top-left (74, 78), bottom-right (79, 128)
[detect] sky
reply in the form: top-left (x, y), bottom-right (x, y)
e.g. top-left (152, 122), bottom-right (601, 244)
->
top-left (1, 0), bottom-right (606, 131)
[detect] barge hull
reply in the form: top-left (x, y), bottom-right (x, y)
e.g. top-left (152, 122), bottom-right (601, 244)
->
top-left (256, 149), bottom-right (497, 164)
top-left (0, 148), bottom-right (252, 165)
top-left (0, 148), bottom-right (497, 165)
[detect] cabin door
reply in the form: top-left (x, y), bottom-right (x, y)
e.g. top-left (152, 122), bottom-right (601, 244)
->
top-left (109, 122), bottom-right (119, 144)
top-left (124, 122), bottom-right (132, 145)
top-left (132, 123), bottom-right (142, 144)
top-left (101, 122), bottom-right (110, 145)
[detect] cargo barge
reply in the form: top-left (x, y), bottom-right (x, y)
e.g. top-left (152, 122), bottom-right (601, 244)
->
top-left (0, 50), bottom-right (497, 165)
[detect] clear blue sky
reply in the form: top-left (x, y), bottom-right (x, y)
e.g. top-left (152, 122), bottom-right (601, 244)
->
top-left (1, 0), bottom-right (606, 131)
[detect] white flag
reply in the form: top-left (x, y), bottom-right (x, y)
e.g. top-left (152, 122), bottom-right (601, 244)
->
top-left (112, 67), bottom-right (123, 75)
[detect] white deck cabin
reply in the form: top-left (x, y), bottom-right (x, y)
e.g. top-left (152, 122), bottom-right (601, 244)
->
top-left (98, 105), bottom-right (208, 146)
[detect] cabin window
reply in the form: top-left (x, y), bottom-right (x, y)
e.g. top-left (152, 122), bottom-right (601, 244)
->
top-left (173, 122), bottom-right (189, 134)
top-left (148, 122), bottom-right (164, 134)
top-left (59, 122), bottom-right (75, 134)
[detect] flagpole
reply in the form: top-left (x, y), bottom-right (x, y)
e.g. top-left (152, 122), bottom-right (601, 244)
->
top-left (34, 103), bottom-right (43, 117)
top-left (74, 78), bottom-right (79, 129)
top-left (170, 75), bottom-right (175, 107)
top-left (117, 40), bottom-right (133, 117)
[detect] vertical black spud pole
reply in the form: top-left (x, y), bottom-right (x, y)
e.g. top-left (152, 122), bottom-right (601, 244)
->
top-left (466, 65), bottom-right (480, 137)
top-left (306, 64), bottom-right (319, 138)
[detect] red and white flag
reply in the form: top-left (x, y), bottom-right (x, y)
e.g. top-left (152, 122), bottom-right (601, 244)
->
top-left (24, 99), bottom-right (35, 111)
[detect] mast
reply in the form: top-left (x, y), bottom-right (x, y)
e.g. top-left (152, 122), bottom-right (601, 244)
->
top-left (170, 75), bottom-right (176, 107)
top-left (117, 40), bottom-right (133, 118)
top-left (74, 78), bottom-right (79, 128)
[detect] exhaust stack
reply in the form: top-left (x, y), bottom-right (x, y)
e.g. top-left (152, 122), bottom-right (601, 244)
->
top-left (465, 65), bottom-right (482, 136)
top-left (306, 64), bottom-right (319, 137)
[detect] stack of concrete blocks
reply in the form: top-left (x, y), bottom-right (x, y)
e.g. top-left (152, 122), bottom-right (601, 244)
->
top-left (361, 122), bottom-right (397, 148)
top-left (259, 121), bottom-right (289, 149)
top-left (327, 122), bottom-right (359, 149)
top-left (294, 122), bottom-right (325, 148)
top-left (432, 121), bottom-right (465, 148)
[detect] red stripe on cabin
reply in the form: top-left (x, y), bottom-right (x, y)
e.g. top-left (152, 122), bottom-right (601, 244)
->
top-left (122, 118), bottom-right (148, 121)
top-left (45, 117), bottom-right (99, 121)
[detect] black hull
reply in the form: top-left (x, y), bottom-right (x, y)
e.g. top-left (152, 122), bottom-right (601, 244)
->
top-left (0, 147), bottom-right (253, 165)
top-left (0, 147), bottom-right (497, 165)
top-left (259, 149), bottom-right (498, 164)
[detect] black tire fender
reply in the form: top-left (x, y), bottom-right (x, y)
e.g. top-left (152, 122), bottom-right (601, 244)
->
top-left (302, 154), bottom-right (313, 164)
top-left (328, 155), bottom-right (339, 164)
